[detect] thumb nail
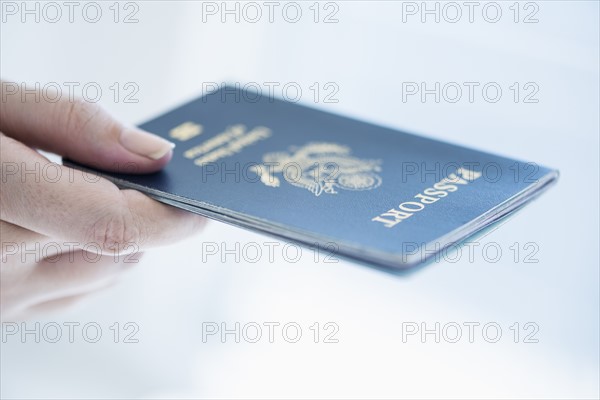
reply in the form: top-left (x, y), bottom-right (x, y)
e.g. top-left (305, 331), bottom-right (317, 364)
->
top-left (120, 128), bottom-right (175, 160)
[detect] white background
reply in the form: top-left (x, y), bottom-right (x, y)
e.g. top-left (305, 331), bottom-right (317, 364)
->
top-left (1, 1), bottom-right (599, 399)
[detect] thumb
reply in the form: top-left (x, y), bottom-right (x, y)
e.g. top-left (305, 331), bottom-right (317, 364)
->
top-left (0, 80), bottom-right (175, 173)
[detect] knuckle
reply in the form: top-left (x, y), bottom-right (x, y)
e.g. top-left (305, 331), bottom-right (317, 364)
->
top-left (87, 209), bottom-right (142, 254)
top-left (63, 98), bottom-right (102, 137)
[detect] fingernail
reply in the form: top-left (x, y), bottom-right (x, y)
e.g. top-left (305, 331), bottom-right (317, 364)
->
top-left (120, 128), bottom-right (176, 160)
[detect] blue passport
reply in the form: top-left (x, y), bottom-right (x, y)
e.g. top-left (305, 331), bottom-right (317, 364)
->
top-left (66, 87), bottom-right (558, 270)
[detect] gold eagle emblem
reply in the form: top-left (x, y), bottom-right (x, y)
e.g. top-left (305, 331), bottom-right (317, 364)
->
top-left (251, 142), bottom-right (382, 196)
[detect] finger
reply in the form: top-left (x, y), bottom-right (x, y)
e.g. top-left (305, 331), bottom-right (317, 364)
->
top-left (0, 80), bottom-right (175, 173)
top-left (0, 220), bottom-right (141, 268)
top-left (1, 220), bottom-right (53, 269)
top-left (1, 135), bottom-right (206, 254)
top-left (1, 219), bottom-right (48, 249)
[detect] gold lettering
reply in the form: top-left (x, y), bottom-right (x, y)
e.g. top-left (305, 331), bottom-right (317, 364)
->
top-left (414, 193), bottom-right (440, 204)
top-left (433, 181), bottom-right (458, 192)
top-left (169, 121), bottom-right (203, 141)
top-left (371, 208), bottom-right (413, 228)
top-left (191, 125), bottom-right (272, 166)
top-left (372, 167), bottom-right (483, 228)
top-left (445, 173), bottom-right (468, 185)
top-left (457, 167), bottom-right (483, 181)
top-left (184, 124), bottom-right (246, 159)
top-left (423, 188), bottom-right (447, 197)
top-left (399, 202), bottom-right (426, 212)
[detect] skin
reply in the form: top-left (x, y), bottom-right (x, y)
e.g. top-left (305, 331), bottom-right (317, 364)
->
top-left (0, 82), bottom-right (206, 319)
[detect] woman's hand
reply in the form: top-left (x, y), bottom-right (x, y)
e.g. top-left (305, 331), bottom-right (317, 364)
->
top-left (0, 81), bottom-right (206, 319)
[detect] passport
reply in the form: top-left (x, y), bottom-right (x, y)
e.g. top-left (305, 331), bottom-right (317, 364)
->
top-left (65, 87), bottom-right (558, 270)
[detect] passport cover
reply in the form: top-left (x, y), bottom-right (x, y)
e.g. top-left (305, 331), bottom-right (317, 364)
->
top-left (65, 87), bottom-right (558, 270)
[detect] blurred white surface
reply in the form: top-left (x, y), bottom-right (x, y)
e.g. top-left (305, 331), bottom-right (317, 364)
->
top-left (1, 1), bottom-right (598, 399)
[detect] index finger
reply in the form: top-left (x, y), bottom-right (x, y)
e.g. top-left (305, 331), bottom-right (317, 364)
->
top-left (1, 134), bottom-right (205, 254)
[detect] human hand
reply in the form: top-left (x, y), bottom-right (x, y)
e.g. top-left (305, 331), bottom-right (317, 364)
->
top-left (0, 81), bottom-right (205, 319)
